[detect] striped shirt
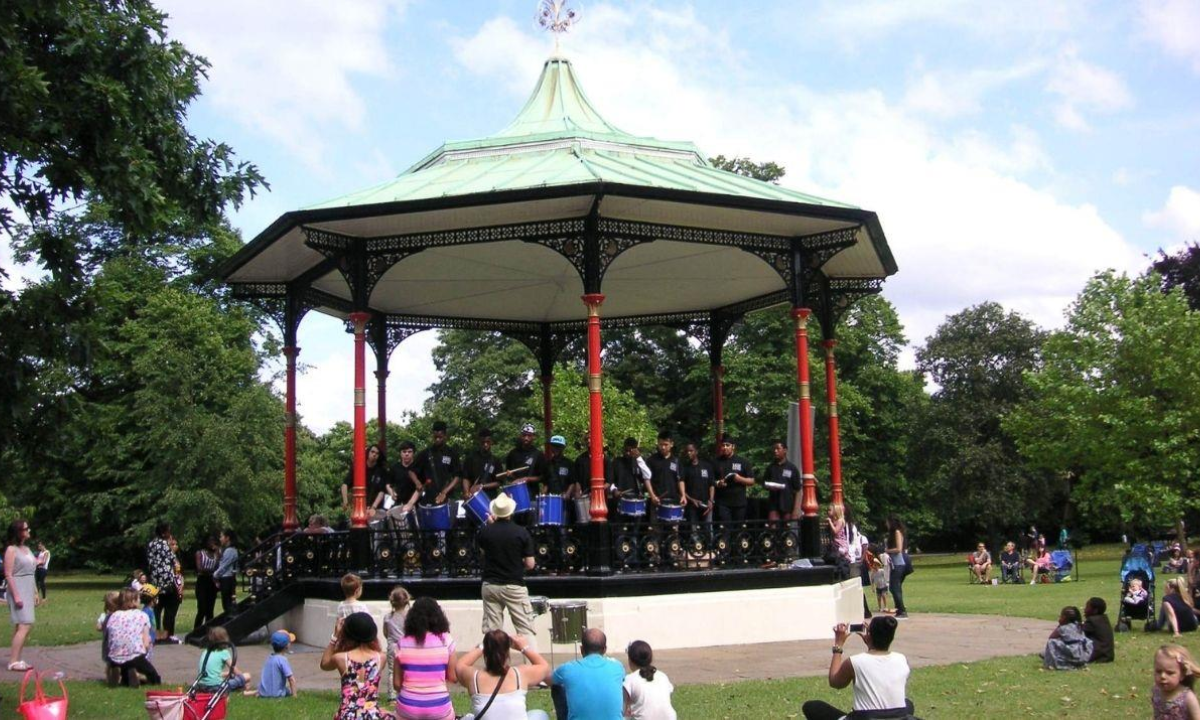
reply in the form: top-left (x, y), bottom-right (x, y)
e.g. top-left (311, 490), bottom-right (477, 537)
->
top-left (396, 632), bottom-right (455, 719)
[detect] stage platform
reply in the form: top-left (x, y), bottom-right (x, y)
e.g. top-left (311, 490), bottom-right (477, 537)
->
top-left (279, 572), bottom-right (864, 651)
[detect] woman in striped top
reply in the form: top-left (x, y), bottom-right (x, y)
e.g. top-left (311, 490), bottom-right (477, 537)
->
top-left (395, 597), bottom-right (457, 720)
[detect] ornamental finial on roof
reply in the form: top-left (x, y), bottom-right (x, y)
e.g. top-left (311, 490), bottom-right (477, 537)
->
top-left (536, 0), bottom-right (581, 56)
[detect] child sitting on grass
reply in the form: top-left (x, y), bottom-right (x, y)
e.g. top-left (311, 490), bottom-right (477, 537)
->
top-left (1152, 644), bottom-right (1200, 719)
top-left (1083, 596), bottom-right (1114, 663)
top-left (337, 573), bottom-right (369, 619)
top-left (198, 626), bottom-right (252, 694)
top-left (1042, 606), bottom-right (1093, 670)
top-left (255, 630), bottom-right (297, 698)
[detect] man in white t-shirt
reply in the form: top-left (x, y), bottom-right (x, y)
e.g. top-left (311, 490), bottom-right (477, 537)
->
top-left (801, 616), bottom-right (914, 720)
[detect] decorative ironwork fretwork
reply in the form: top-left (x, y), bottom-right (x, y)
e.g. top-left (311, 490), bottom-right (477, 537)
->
top-left (598, 217), bottom-right (793, 286)
top-left (367, 219), bottom-right (586, 253)
top-left (798, 226), bottom-right (860, 274)
top-left (230, 282), bottom-right (357, 342)
top-left (366, 317), bottom-right (427, 361)
top-left (302, 227), bottom-right (363, 305)
top-left (813, 276), bottom-right (886, 338)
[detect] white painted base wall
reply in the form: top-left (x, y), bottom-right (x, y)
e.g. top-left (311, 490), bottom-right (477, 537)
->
top-left (281, 578), bottom-right (863, 652)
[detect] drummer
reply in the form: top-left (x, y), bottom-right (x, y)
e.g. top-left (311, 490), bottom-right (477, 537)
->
top-left (341, 443), bottom-right (390, 522)
top-left (540, 435), bottom-right (578, 498)
top-left (646, 430), bottom-right (686, 522)
top-left (713, 435), bottom-right (755, 524)
top-left (761, 439), bottom-right (800, 524)
top-left (680, 440), bottom-right (715, 528)
top-left (612, 437), bottom-right (652, 524)
top-left (504, 423), bottom-right (545, 481)
top-left (463, 428), bottom-right (501, 499)
top-left (574, 432), bottom-right (612, 515)
top-left (415, 421), bottom-right (463, 518)
top-left (385, 440), bottom-right (422, 528)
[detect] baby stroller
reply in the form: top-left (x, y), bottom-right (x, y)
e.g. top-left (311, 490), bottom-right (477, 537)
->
top-left (1115, 552), bottom-right (1156, 632)
top-left (144, 645), bottom-right (233, 720)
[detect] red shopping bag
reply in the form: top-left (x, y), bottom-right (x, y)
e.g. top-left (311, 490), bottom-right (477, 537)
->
top-left (17, 669), bottom-right (68, 720)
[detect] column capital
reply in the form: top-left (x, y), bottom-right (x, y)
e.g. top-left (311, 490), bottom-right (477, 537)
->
top-left (374, 368), bottom-right (390, 381)
top-left (581, 293), bottom-right (606, 313)
top-left (283, 346), bottom-right (300, 359)
top-left (349, 311), bottom-right (371, 332)
top-left (822, 338), bottom-right (837, 350)
top-left (792, 307), bottom-right (812, 327)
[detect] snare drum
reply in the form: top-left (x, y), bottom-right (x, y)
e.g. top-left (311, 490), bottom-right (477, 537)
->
top-left (573, 497), bottom-right (591, 525)
top-left (530, 595), bottom-right (550, 616)
top-left (537, 494), bottom-right (565, 526)
top-left (618, 496), bottom-right (646, 517)
top-left (386, 505), bottom-right (412, 530)
top-left (416, 503), bottom-right (452, 532)
top-left (656, 502), bottom-right (684, 524)
top-left (464, 491), bottom-right (492, 525)
top-left (503, 481), bottom-right (532, 515)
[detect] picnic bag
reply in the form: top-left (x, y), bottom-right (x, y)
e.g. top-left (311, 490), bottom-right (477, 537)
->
top-left (17, 669), bottom-right (68, 720)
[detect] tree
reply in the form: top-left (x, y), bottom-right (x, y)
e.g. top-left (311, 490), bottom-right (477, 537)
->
top-left (709, 155), bottom-right (786, 184)
top-left (909, 302), bottom-right (1052, 545)
top-left (1006, 272), bottom-right (1200, 536)
top-left (6, 253), bottom-right (284, 566)
top-left (0, 0), bottom-right (263, 282)
top-left (1153, 242), bottom-right (1200, 310)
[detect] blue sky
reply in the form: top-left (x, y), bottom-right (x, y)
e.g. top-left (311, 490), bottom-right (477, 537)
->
top-left (13, 1), bottom-right (1199, 433)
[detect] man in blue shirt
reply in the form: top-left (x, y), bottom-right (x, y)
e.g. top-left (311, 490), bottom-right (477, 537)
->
top-left (551, 628), bottom-right (624, 719)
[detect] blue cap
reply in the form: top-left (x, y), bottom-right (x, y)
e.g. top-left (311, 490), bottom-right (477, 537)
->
top-left (270, 630), bottom-right (294, 650)
top-left (550, 435), bottom-right (566, 447)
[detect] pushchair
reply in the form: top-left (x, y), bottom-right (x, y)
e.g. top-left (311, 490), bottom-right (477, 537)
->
top-left (144, 644), bottom-right (233, 720)
top-left (1050, 549), bottom-right (1074, 582)
top-left (1115, 552), bottom-right (1156, 632)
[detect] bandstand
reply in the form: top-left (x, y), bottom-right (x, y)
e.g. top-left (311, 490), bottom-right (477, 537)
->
top-left (214, 43), bottom-right (896, 649)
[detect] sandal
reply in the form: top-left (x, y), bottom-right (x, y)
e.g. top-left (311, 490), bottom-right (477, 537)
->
top-left (7, 661), bottom-right (30, 671)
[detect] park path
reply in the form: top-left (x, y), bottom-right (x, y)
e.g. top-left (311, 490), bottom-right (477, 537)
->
top-left (4, 613), bottom-right (1050, 690)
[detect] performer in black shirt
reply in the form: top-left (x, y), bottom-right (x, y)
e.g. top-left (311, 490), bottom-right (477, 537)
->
top-left (573, 432), bottom-right (611, 488)
top-left (386, 440), bottom-right (421, 515)
top-left (646, 430), bottom-right (685, 508)
top-left (762, 439), bottom-right (801, 523)
top-left (713, 436), bottom-right (754, 524)
top-left (680, 440), bottom-right (715, 527)
top-left (415, 421), bottom-right (462, 506)
top-left (463, 428), bottom-right (501, 499)
top-left (541, 435), bottom-right (577, 496)
top-left (342, 443), bottom-right (389, 518)
top-left (504, 423), bottom-right (545, 484)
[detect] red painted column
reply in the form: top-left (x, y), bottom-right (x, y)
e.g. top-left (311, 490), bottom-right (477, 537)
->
top-left (349, 312), bottom-right (370, 529)
top-left (375, 367), bottom-right (389, 456)
top-left (793, 308), bottom-right (818, 518)
top-left (541, 374), bottom-right (553, 453)
top-left (583, 294), bottom-right (608, 522)
top-left (823, 339), bottom-right (843, 506)
top-left (282, 346), bottom-right (300, 531)
top-left (712, 363), bottom-right (726, 448)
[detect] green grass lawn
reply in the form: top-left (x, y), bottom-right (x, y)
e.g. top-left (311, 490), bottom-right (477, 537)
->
top-left (0, 545), bottom-right (1189, 717)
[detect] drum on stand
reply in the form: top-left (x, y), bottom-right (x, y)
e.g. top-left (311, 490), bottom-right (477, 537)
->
top-left (656, 502), bottom-right (684, 524)
top-left (503, 481), bottom-right (532, 515)
top-left (618, 495), bottom-right (646, 517)
top-left (549, 601), bottom-right (588, 644)
top-left (464, 491), bottom-right (492, 525)
top-left (537, 495), bottom-right (565, 526)
top-left (386, 506), bottom-right (413, 530)
top-left (530, 595), bottom-right (550, 616)
top-left (417, 503), bottom-right (452, 532)
top-left (573, 497), bottom-right (591, 525)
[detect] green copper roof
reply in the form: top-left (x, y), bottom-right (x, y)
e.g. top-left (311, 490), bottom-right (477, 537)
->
top-left (308, 57), bottom-right (854, 211)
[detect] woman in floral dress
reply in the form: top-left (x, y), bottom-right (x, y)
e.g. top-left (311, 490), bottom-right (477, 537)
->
top-left (321, 611), bottom-right (394, 720)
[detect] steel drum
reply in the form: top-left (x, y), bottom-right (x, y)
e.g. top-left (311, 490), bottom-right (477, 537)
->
top-left (537, 494), bottom-right (565, 526)
top-left (503, 481), bottom-right (532, 514)
top-left (656, 502), bottom-right (684, 524)
top-left (530, 595), bottom-right (550, 616)
top-left (386, 506), bottom-right (412, 530)
top-left (464, 491), bottom-right (492, 525)
top-left (417, 503), bottom-right (452, 532)
top-left (618, 496), bottom-right (646, 517)
top-left (573, 497), bottom-right (591, 525)
top-left (549, 601), bottom-right (588, 644)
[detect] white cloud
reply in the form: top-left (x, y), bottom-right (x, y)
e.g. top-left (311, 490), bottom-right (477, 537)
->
top-left (277, 316), bottom-right (440, 433)
top-left (1045, 46), bottom-right (1133, 131)
top-left (159, 0), bottom-right (407, 172)
top-left (812, 0), bottom-right (1087, 45)
top-left (1145, 186), bottom-right (1200, 245)
top-left (452, 4), bottom-right (1144, 351)
top-left (1138, 0), bottom-right (1200, 73)
top-left (903, 62), bottom-right (1043, 120)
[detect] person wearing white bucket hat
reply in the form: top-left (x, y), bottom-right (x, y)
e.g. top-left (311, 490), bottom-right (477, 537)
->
top-left (476, 491), bottom-right (538, 647)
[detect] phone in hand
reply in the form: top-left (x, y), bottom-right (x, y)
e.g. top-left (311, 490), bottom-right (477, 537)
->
top-left (849, 623), bottom-right (865, 633)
